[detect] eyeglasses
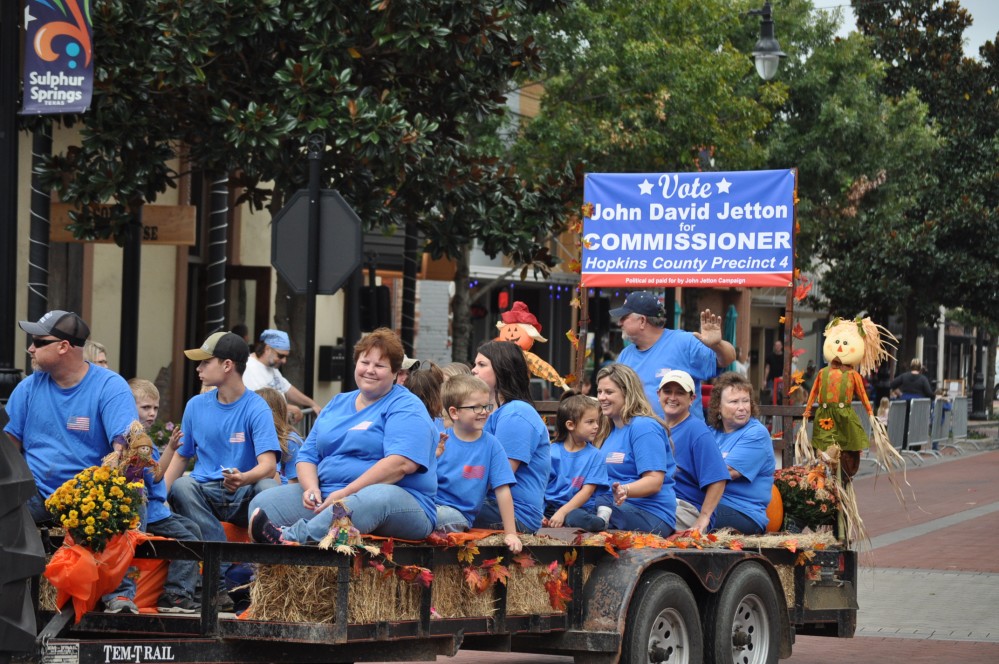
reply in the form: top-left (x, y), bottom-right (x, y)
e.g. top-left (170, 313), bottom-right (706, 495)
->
top-left (31, 337), bottom-right (63, 348)
top-left (455, 404), bottom-right (495, 414)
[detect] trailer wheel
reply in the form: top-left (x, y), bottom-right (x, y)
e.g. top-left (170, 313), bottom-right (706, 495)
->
top-left (704, 562), bottom-right (780, 664)
top-left (621, 570), bottom-right (702, 664)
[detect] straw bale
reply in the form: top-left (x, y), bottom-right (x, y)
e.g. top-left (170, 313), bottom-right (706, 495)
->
top-left (775, 564), bottom-right (795, 608)
top-left (250, 564), bottom-right (424, 623)
top-left (429, 565), bottom-right (496, 618)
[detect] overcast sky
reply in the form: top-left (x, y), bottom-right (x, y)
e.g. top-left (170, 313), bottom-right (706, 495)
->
top-left (822, 0), bottom-right (997, 56)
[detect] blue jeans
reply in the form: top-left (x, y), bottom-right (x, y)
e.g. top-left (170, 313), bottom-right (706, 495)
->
top-left (473, 499), bottom-right (536, 534)
top-left (28, 491), bottom-right (137, 602)
top-left (435, 505), bottom-right (471, 533)
top-left (249, 483), bottom-right (434, 543)
top-left (169, 476), bottom-right (280, 576)
top-left (146, 513), bottom-right (202, 599)
top-left (544, 502), bottom-right (607, 532)
top-left (595, 495), bottom-right (674, 536)
top-left (713, 504), bottom-right (764, 535)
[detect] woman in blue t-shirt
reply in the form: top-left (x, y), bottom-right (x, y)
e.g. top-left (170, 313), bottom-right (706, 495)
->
top-left (707, 372), bottom-right (775, 535)
top-left (249, 329), bottom-right (438, 544)
top-left (594, 364), bottom-right (677, 535)
top-left (470, 340), bottom-right (551, 533)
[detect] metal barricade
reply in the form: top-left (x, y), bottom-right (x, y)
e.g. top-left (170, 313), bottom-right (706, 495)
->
top-left (950, 396), bottom-right (979, 450)
top-left (906, 398), bottom-right (939, 458)
top-left (931, 404), bottom-right (962, 455)
top-left (887, 400), bottom-right (921, 464)
top-left (851, 401), bottom-right (880, 466)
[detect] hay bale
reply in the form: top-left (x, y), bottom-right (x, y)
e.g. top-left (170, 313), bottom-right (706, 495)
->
top-left (250, 564), bottom-right (424, 624)
top-left (429, 565), bottom-right (496, 618)
top-left (775, 564), bottom-right (795, 608)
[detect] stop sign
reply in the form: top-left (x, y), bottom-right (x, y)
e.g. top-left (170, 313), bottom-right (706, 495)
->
top-left (271, 189), bottom-right (362, 294)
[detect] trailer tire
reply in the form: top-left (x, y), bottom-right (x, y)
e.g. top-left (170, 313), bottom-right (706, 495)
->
top-left (704, 562), bottom-right (780, 664)
top-left (621, 570), bottom-right (702, 664)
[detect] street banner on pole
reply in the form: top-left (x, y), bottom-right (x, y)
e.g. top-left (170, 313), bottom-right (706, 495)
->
top-left (22, 0), bottom-right (94, 115)
top-left (581, 170), bottom-right (795, 288)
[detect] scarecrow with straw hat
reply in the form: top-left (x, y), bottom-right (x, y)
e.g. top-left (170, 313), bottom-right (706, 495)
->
top-left (495, 302), bottom-right (570, 391)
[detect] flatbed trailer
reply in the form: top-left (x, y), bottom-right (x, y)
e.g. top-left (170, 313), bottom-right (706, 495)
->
top-left (27, 530), bottom-right (857, 664)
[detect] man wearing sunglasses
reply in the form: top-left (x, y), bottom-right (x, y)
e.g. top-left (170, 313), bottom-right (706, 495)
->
top-left (243, 328), bottom-right (322, 424)
top-left (4, 310), bottom-right (141, 613)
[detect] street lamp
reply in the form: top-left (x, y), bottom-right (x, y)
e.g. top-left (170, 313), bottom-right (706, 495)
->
top-left (750, 1), bottom-right (786, 81)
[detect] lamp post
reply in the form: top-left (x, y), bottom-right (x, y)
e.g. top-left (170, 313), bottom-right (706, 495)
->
top-left (750, 1), bottom-right (786, 81)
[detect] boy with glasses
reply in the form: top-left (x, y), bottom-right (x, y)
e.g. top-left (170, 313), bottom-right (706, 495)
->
top-left (433, 375), bottom-right (521, 553)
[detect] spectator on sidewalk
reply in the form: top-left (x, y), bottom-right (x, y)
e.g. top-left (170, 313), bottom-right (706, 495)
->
top-left (890, 359), bottom-right (935, 401)
top-left (83, 339), bottom-right (109, 369)
top-left (242, 329), bottom-right (322, 424)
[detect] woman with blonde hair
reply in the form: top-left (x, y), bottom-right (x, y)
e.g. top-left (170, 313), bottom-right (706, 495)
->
top-left (255, 387), bottom-right (303, 484)
top-left (594, 364), bottom-right (676, 535)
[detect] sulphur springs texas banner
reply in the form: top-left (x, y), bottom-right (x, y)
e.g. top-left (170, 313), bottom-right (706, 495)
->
top-left (581, 170), bottom-right (796, 289)
top-left (22, 0), bottom-right (94, 115)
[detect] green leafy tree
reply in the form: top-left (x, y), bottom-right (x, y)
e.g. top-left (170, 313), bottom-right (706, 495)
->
top-left (512, 0), bottom-right (787, 178)
top-left (852, 0), bottom-right (999, 354)
top-left (38, 0), bottom-right (574, 373)
top-left (766, 30), bottom-right (940, 335)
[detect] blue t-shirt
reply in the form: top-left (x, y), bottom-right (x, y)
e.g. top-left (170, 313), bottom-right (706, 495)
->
top-left (436, 428), bottom-right (516, 526)
top-left (617, 329), bottom-right (718, 421)
top-left (4, 365), bottom-right (138, 497)
top-left (297, 385), bottom-right (438, 525)
top-left (545, 441), bottom-right (609, 511)
top-left (714, 418), bottom-right (775, 530)
top-left (279, 431), bottom-right (304, 484)
top-left (179, 389), bottom-right (282, 482)
top-left (669, 416), bottom-right (729, 525)
top-left (144, 445), bottom-right (171, 524)
top-left (599, 416), bottom-right (677, 528)
top-left (484, 400), bottom-right (551, 532)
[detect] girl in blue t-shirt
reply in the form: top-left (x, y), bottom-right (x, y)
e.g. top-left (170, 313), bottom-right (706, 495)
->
top-left (256, 388), bottom-right (303, 484)
top-left (544, 394), bottom-right (609, 531)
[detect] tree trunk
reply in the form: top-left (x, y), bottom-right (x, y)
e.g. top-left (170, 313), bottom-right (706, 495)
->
top-left (451, 244), bottom-right (472, 364)
top-left (901, 298), bottom-right (920, 365)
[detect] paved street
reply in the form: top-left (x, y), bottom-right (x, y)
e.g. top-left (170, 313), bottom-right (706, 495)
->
top-left (374, 426), bottom-right (999, 663)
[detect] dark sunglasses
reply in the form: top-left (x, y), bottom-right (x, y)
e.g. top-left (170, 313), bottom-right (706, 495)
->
top-left (32, 337), bottom-right (64, 348)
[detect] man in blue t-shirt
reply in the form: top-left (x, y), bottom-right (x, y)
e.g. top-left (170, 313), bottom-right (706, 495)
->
top-left (612, 291), bottom-right (735, 422)
top-left (164, 331), bottom-right (281, 611)
top-left (4, 310), bottom-right (140, 614)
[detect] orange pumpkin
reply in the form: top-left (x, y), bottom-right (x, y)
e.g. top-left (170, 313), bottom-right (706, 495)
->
top-left (765, 483), bottom-right (784, 533)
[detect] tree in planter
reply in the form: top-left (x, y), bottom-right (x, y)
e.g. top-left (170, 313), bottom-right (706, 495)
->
top-left (37, 0), bottom-right (573, 382)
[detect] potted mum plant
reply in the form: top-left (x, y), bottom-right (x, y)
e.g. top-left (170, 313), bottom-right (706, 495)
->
top-left (773, 464), bottom-right (838, 532)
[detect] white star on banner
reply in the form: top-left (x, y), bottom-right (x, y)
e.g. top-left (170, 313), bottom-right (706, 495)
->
top-left (716, 178), bottom-right (732, 194)
top-left (638, 179), bottom-right (653, 195)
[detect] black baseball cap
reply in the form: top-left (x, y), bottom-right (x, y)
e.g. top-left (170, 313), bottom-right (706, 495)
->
top-left (19, 310), bottom-right (91, 347)
top-left (184, 331), bottom-right (249, 363)
top-left (609, 291), bottom-right (666, 319)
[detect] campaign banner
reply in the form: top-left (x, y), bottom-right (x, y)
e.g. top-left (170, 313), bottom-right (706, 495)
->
top-left (581, 170), bottom-right (795, 288)
top-left (22, 0), bottom-right (94, 115)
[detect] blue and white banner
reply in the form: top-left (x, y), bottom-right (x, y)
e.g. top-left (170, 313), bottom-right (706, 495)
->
top-left (581, 170), bottom-right (795, 288)
top-left (22, 0), bottom-right (94, 115)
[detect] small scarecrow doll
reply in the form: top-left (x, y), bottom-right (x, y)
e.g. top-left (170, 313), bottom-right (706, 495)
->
top-left (103, 421), bottom-right (158, 485)
top-left (318, 502), bottom-right (363, 555)
top-left (495, 301), bottom-right (570, 390)
top-left (798, 316), bottom-right (898, 478)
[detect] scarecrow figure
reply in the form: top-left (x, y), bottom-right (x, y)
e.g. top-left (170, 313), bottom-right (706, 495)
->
top-left (798, 316), bottom-right (898, 479)
top-left (495, 301), bottom-right (570, 391)
top-left (318, 502), bottom-right (363, 555)
top-left (103, 421), bottom-right (158, 485)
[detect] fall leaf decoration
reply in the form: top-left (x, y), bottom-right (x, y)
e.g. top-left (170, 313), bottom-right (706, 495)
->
top-left (727, 539), bottom-right (744, 551)
top-left (457, 542), bottom-right (479, 564)
top-left (795, 550), bottom-right (816, 566)
top-left (792, 321), bottom-right (805, 340)
top-left (565, 329), bottom-right (580, 350)
top-left (794, 277), bottom-right (812, 302)
top-left (566, 259), bottom-right (582, 274)
top-left (542, 560), bottom-right (573, 611)
top-left (781, 539), bottom-right (799, 553)
top-left (581, 202), bottom-right (595, 218)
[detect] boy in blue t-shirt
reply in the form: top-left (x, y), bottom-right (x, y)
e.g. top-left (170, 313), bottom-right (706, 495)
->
top-left (128, 379), bottom-right (203, 614)
top-left (434, 375), bottom-right (521, 553)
